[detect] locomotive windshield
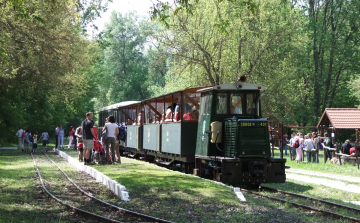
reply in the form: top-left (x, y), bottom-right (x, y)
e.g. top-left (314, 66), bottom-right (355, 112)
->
top-left (246, 93), bottom-right (257, 115)
top-left (215, 91), bottom-right (259, 116)
top-left (231, 93), bottom-right (243, 114)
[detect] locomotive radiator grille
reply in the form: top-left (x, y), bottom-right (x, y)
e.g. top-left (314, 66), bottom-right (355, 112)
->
top-left (224, 118), bottom-right (237, 157)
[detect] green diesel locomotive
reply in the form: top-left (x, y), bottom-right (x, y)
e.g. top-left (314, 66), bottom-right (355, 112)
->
top-left (99, 79), bottom-right (286, 186)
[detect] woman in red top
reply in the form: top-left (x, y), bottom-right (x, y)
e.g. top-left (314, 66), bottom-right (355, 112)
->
top-left (68, 126), bottom-right (75, 148)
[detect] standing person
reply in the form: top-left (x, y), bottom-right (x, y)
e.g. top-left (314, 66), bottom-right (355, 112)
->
top-left (75, 125), bottom-right (83, 161)
top-left (16, 127), bottom-right (25, 151)
top-left (102, 115), bottom-right (119, 164)
top-left (282, 133), bottom-right (288, 156)
top-left (55, 125), bottom-right (60, 149)
top-left (311, 132), bottom-right (320, 163)
top-left (32, 131), bottom-right (38, 153)
top-left (68, 126), bottom-right (75, 149)
top-left (82, 112), bottom-right (96, 165)
top-left (115, 123), bottom-right (126, 164)
top-left (289, 133), bottom-right (296, 160)
top-left (323, 132), bottom-right (333, 162)
top-left (295, 133), bottom-right (303, 164)
top-left (57, 125), bottom-right (64, 149)
top-left (39, 130), bottom-right (49, 152)
top-left (304, 134), bottom-right (314, 163)
top-left (24, 130), bottom-right (30, 153)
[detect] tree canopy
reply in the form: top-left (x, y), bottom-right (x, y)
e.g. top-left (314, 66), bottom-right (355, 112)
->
top-left (1, 0), bottom-right (360, 144)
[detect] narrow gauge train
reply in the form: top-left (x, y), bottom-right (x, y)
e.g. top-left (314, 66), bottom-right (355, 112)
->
top-left (99, 78), bottom-right (286, 186)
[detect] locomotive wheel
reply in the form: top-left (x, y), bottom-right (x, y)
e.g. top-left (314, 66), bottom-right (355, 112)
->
top-left (187, 164), bottom-right (195, 174)
top-left (181, 163), bottom-right (195, 174)
top-left (181, 163), bottom-right (187, 173)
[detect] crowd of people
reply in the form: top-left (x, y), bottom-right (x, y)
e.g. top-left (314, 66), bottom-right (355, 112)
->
top-left (66, 112), bottom-right (125, 165)
top-left (282, 131), bottom-right (359, 164)
top-left (16, 128), bottom-right (50, 153)
top-left (16, 112), bottom-right (126, 166)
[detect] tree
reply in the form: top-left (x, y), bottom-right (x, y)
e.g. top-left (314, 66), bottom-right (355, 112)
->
top-left (155, 0), bottom-right (300, 97)
top-left (96, 12), bottom-right (162, 104)
top-left (305, 0), bottom-right (360, 124)
top-left (0, 0), bottom-right (102, 142)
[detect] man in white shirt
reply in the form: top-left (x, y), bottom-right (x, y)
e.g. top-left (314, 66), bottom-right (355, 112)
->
top-left (16, 127), bottom-right (24, 151)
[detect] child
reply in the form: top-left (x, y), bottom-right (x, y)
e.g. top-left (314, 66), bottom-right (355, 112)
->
top-left (32, 131), bottom-right (38, 153)
top-left (39, 130), bottom-right (49, 153)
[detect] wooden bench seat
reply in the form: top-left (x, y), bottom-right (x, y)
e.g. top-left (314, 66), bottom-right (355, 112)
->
top-left (335, 153), bottom-right (360, 167)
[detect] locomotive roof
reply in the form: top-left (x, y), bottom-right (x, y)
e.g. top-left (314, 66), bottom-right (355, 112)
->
top-left (142, 86), bottom-right (208, 102)
top-left (99, 101), bottom-right (140, 111)
top-left (197, 82), bottom-right (267, 92)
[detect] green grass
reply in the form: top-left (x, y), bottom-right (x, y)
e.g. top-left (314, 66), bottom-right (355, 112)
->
top-left (62, 147), bottom-right (354, 222)
top-left (1, 146), bottom-right (357, 222)
top-left (0, 149), bottom-right (74, 223)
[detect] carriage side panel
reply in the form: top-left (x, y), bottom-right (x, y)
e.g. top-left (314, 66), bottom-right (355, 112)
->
top-left (161, 123), bottom-right (181, 154)
top-left (143, 124), bottom-right (161, 152)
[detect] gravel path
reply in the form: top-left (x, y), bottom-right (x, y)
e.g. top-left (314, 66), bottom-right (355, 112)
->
top-left (285, 168), bottom-right (360, 206)
top-left (285, 168), bottom-right (360, 200)
top-left (286, 168), bottom-right (360, 184)
top-left (286, 173), bottom-right (360, 194)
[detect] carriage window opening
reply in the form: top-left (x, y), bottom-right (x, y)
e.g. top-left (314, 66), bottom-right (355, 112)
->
top-left (183, 92), bottom-right (200, 121)
top-left (231, 93), bottom-right (242, 114)
top-left (144, 104), bottom-right (150, 124)
top-left (246, 93), bottom-right (256, 115)
top-left (149, 101), bottom-right (156, 124)
top-left (155, 100), bottom-right (164, 123)
top-left (216, 93), bottom-right (227, 114)
top-left (164, 95), bottom-right (176, 122)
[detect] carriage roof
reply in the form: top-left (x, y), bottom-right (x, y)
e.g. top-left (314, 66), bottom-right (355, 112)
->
top-left (99, 101), bottom-right (140, 111)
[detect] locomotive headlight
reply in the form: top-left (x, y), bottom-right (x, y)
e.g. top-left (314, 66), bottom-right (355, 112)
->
top-left (262, 151), bottom-right (265, 154)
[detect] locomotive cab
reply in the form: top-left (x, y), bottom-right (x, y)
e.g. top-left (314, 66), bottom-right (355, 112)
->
top-left (194, 82), bottom-right (286, 186)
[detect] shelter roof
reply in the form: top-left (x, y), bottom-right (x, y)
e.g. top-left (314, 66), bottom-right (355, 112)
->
top-left (317, 108), bottom-right (360, 129)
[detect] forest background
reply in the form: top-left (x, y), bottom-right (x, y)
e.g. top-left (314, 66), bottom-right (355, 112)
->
top-left (1, 0), bottom-right (360, 144)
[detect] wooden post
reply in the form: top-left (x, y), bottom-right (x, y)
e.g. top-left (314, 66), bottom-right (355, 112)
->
top-left (334, 128), bottom-right (338, 152)
top-left (356, 129), bottom-right (359, 170)
top-left (280, 122), bottom-right (283, 159)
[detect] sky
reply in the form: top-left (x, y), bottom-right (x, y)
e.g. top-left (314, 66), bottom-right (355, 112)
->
top-left (89, 0), bottom-right (156, 36)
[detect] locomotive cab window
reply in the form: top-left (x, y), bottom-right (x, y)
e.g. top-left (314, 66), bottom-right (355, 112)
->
top-left (231, 93), bottom-right (243, 114)
top-left (216, 93), bottom-right (227, 114)
top-left (246, 93), bottom-right (257, 115)
top-left (200, 93), bottom-right (211, 115)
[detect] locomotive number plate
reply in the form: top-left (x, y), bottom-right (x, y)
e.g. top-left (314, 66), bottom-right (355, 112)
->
top-left (240, 122), bottom-right (267, 127)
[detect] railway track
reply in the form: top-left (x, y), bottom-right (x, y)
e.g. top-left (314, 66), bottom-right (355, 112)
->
top-left (31, 152), bottom-right (173, 223)
top-left (242, 186), bottom-right (360, 222)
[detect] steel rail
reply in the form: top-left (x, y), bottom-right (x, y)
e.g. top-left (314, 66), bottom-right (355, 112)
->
top-left (30, 153), bottom-right (121, 223)
top-left (261, 186), bottom-right (360, 214)
top-left (241, 188), bottom-right (360, 222)
top-left (42, 152), bottom-right (173, 223)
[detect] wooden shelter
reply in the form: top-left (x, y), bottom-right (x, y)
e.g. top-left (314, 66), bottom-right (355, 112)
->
top-left (317, 108), bottom-right (360, 142)
top-left (317, 108), bottom-right (360, 168)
